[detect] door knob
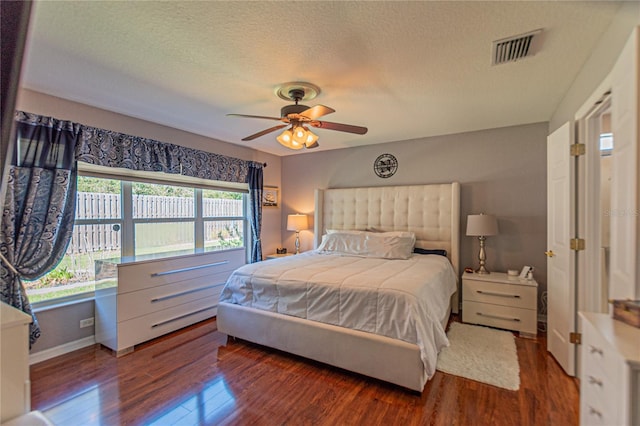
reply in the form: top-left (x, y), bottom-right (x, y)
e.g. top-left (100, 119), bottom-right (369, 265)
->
top-left (545, 250), bottom-right (555, 257)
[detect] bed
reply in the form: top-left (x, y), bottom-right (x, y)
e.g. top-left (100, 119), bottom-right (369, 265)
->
top-left (217, 183), bottom-right (460, 391)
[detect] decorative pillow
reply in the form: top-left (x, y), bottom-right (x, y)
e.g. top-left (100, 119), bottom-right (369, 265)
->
top-left (365, 233), bottom-right (415, 259)
top-left (413, 248), bottom-right (448, 257)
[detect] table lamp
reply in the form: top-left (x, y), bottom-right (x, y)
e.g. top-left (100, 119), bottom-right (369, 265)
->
top-left (287, 214), bottom-right (308, 254)
top-left (466, 213), bottom-right (498, 274)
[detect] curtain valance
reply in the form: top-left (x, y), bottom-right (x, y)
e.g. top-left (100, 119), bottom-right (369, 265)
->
top-left (14, 111), bottom-right (264, 263)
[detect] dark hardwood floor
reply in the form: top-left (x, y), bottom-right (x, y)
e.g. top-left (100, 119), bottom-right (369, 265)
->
top-left (30, 315), bottom-right (579, 425)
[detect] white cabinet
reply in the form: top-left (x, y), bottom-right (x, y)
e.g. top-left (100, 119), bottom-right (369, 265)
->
top-left (462, 272), bottom-right (538, 337)
top-left (610, 26), bottom-right (640, 301)
top-left (1, 302), bottom-right (31, 422)
top-left (95, 249), bottom-right (244, 356)
top-left (579, 312), bottom-right (640, 426)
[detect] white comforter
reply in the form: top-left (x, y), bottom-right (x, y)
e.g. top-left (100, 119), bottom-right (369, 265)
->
top-left (219, 251), bottom-right (457, 377)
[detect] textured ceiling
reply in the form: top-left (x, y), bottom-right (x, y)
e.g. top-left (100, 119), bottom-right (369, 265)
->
top-left (21, 1), bottom-right (622, 156)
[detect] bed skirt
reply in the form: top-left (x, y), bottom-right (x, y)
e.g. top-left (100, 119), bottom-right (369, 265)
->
top-left (217, 302), bottom-right (451, 392)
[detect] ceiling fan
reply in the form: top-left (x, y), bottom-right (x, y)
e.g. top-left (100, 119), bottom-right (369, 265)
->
top-left (227, 82), bottom-right (368, 150)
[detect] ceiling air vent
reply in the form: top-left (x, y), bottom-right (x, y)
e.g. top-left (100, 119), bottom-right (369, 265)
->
top-left (492, 29), bottom-right (543, 66)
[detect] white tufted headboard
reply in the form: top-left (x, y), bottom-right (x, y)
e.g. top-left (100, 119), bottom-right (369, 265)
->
top-left (313, 183), bottom-right (460, 277)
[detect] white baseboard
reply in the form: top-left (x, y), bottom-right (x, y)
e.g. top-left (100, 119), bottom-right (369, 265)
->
top-left (29, 335), bottom-right (96, 365)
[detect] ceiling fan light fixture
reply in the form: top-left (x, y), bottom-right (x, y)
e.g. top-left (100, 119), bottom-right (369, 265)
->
top-left (294, 126), bottom-right (306, 141)
top-left (229, 81), bottom-right (367, 149)
top-left (277, 124), bottom-right (318, 150)
top-left (303, 127), bottom-right (319, 147)
top-left (276, 128), bottom-right (303, 150)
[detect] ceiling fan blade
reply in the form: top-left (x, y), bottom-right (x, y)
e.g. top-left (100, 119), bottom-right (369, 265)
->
top-left (299, 105), bottom-right (335, 120)
top-left (310, 120), bottom-right (368, 135)
top-left (227, 113), bottom-right (283, 121)
top-left (241, 124), bottom-right (288, 141)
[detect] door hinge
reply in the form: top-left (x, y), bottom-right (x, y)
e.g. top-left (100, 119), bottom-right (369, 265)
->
top-left (570, 143), bottom-right (586, 156)
top-left (570, 332), bottom-right (582, 345)
top-left (570, 238), bottom-right (585, 251)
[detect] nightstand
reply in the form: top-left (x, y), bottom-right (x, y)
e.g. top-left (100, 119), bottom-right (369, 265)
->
top-left (265, 253), bottom-right (294, 260)
top-left (462, 271), bottom-right (538, 337)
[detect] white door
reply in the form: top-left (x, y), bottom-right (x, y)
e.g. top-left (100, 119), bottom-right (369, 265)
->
top-left (610, 27), bottom-right (639, 301)
top-left (547, 121), bottom-right (576, 376)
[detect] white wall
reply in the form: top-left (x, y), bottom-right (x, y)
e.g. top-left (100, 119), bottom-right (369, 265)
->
top-left (281, 122), bottom-right (549, 311)
top-left (549, 2), bottom-right (640, 133)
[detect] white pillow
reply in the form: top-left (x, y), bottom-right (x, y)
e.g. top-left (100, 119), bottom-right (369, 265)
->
top-left (326, 229), bottom-right (365, 235)
top-left (364, 233), bottom-right (415, 259)
top-left (329, 229), bottom-right (415, 238)
top-left (317, 232), bottom-right (368, 256)
top-left (367, 228), bottom-right (416, 238)
top-left (317, 231), bottom-right (415, 259)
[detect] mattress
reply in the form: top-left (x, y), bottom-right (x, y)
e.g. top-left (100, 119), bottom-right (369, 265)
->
top-left (219, 251), bottom-right (457, 377)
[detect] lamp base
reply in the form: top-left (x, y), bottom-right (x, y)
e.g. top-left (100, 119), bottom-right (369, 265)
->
top-left (475, 266), bottom-right (491, 275)
top-left (475, 236), bottom-right (490, 274)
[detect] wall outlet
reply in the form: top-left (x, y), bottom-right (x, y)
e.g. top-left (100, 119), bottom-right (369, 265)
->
top-left (80, 317), bottom-right (94, 328)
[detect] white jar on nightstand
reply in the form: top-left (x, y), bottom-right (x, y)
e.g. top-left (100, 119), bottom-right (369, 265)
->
top-left (462, 271), bottom-right (538, 337)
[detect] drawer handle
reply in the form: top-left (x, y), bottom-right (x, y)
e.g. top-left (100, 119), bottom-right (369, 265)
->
top-left (150, 261), bottom-right (230, 277)
top-left (587, 376), bottom-right (603, 387)
top-left (151, 283), bottom-right (224, 303)
top-left (151, 306), bottom-right (216, 328)
top-left (589, 345), bottom-right (603, 356)
top-left (476, 290), bottom-right (521, 299)
top-left (588, 407), bottom-right (602, 418)
top-left (476, 312), bottom-right (521, 322)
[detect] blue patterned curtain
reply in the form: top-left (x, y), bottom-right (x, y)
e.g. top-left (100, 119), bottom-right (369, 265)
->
top-left (78, 126), bottom-right (252, 183)
top-left (246, 163), bottom-right (263, 263)
top-left (0, 112), bottom-right (81, 346)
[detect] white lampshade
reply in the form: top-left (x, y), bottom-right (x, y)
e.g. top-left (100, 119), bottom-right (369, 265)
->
top-left (287, 214), bottom-right (309, 231)
top-left (466, 214), bottom-right (498, 236)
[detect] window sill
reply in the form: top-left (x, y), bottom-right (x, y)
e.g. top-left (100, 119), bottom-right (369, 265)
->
top-left (32, 292), bottom-right (95, 314)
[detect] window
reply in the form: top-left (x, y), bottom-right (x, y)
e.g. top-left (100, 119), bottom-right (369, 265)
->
top-left (203, 189), bottom-right (244, 252)
top-left (600, 132), bottom-right (613, 155)
top-left (132, 182), bottom-right (195, 256)
top-left (26, 176), bottom-right (247, 305)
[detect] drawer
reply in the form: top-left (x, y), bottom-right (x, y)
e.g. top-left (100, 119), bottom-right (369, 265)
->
top-left (462, 300), bottom-right (536, 335)
top-left (116, 294), bottom-right (219, 351)
top-left (118, 249), bottom-right (245, 293)
top-left (581, 318), bottom-right (624, 381)
top-left (580, 374), bottom-right (620, 426)
top-left (116, 274), bottom-right (227, 322)
top-left (463, 279), bottom-right (537, 310)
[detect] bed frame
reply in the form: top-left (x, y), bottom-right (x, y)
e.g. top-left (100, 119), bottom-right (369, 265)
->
top-left (217, 183), bottom-right (460, 391)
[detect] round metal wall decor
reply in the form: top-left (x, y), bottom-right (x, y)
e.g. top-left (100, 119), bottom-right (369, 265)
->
top-left (373, 154), bottom-right (398, 178)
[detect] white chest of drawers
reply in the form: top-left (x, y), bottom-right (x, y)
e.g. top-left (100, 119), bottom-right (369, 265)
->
top-left (579, 312), bottom-right (640, 426)
top-left (1, 302), bottom-right (31, 422)
top-left (95, 248), bottom-right (245, 356)
top-left (462, 271), bottom-right (538, 337)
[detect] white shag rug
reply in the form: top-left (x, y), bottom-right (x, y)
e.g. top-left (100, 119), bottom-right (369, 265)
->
top-left (436, 322), bottom-right (520, 391)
